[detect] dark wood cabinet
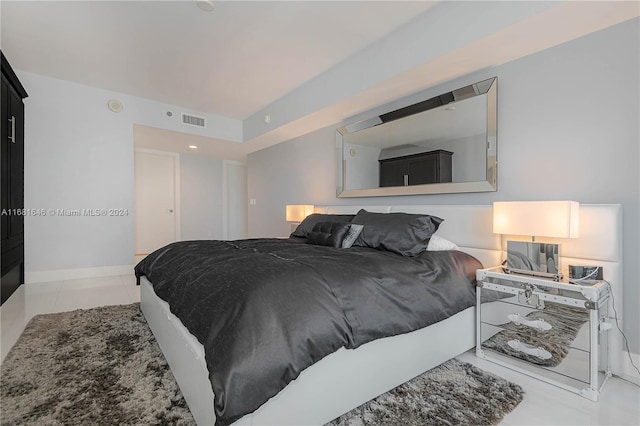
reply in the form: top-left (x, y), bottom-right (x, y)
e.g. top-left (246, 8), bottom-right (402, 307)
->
top-left (379, 149), bottom-right (452, 187)
top-left (1, 52), bottom-right (28, 305)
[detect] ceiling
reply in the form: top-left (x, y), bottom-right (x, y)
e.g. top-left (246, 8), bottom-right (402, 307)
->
top-left (0, 0), bottom-right (437, 120)
top-left (2, 1), bottom-right (638, 153)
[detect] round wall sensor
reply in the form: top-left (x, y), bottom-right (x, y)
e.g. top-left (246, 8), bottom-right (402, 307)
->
top-left (196, 1), bottom-right (215, 12)
top-left (350, 148), bottom-right (357, 157)
top-left (107, 99), bottom-right (124, 113)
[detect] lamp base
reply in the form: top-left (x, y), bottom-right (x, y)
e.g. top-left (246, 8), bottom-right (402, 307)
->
top-left (503, 267), bottom-right (562, 282)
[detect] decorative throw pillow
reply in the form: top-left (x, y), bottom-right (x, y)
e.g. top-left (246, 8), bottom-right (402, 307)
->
top-left (351, 209), bottom-right (443, 256)
top-left (341, 224), bottom-right (364, 248)
top-left (291, 214), bottom-right (354, 238)
top-left (426, 235), bottom-right (460, 251)
top-left (307, 222), bottom-right (351, 248)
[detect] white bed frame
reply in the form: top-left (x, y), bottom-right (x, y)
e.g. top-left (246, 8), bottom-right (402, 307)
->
top-left (140, 204), bottom-right (623, 425)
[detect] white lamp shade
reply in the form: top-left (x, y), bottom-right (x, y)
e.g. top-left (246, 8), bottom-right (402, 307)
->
top-left (493, 201), bottom-right (579, 238)
top-left (285, 205), bottom-right (314, 223)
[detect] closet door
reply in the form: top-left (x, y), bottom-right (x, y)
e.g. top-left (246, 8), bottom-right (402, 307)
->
top-left (8, 82), bottom-right (25, 246)
top-left (1, 52), bottom-right (28, 305)
top-left (1, 76), bottom-right (9, 251)
top-left (135, 150), bottom-right (179, 257)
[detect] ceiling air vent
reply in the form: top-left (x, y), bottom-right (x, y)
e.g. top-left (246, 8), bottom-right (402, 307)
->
top-left (182, 113), bottom-right (206, 128)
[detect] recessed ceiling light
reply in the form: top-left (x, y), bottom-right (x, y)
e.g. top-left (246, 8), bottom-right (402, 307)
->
top-left (188, 145), bottom-right (198, 150)
top-left (196, 1), bottom-right (214, 12)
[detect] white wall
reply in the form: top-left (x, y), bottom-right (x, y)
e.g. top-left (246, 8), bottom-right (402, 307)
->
top-left (19, 71), bottom-right (241, 279)
top-left (248, 125), bottom-right (336, 238)
top-left (248, 20), bottom-right (640, 351)
top-left (180, 154), bottom-right (224, 241)
top-left (22, 73), bottom-right (135, 274)
top-left (344, 142), bottom-right (381, 190)
top-left (447, 135), bottom-right (486, 183)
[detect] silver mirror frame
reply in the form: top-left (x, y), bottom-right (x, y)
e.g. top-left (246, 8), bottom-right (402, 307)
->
top-left (336, 77), bottom-right (497, 198)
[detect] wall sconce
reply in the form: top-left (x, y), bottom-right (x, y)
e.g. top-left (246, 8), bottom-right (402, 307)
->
top-left (285, 205), bottom-right (314, 232)
top-left (493, 201), bottom-right (579, 281)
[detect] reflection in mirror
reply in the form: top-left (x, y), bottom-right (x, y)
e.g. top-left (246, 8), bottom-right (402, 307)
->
top-left (507, 241), bottom-right (559, 275)
top-left (337, 77), bottom-right (497, 197)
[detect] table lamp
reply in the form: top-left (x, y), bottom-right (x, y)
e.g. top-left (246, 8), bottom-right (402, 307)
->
top-left (285, 204), bottom-right (314, 233)
top-left (493, 201), bottom-right (579, 281)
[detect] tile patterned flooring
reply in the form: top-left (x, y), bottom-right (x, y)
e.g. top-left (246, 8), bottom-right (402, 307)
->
top-left (1, 275), bottom-right (638, 425)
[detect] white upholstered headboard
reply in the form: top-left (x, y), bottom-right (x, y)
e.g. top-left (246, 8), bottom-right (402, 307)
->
top-left (315, 204), bottom-right (625, 375)
top-left (315, 204), bottom-right (501, 267)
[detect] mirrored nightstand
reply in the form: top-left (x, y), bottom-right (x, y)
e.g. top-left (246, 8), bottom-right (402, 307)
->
top-left (476, 267), bottom-right (612, 401)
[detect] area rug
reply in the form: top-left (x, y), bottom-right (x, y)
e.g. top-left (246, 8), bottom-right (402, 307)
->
top-left (2, 304), bottom-right (524, 426)
top-left (0, 303), bottom-right (195, 425)
top-left (326, 358), bottom-right (524, 426)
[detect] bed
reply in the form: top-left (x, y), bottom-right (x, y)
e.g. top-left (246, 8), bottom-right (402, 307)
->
top-left (136, 204), bottom-right (623, 426)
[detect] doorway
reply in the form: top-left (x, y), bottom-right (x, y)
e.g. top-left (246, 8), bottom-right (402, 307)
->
top-left (223, 161), bottom-right (247, 240)
top-left (134, 149), bottom-right (180, 262)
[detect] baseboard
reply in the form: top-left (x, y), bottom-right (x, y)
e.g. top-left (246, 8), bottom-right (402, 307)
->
top-left (25, 265), bottom-right (134, 284)
top-left (617, 350), bottom-right (640, 386)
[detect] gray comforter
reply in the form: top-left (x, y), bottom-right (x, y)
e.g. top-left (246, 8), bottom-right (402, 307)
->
top-left (135, 238), bottom-right (481, 426)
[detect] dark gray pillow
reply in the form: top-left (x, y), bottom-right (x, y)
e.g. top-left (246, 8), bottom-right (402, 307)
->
top-left (307, 222), bottom-right (351, 248)
top-left (351, 209), bottom-right (443, 256)
top-left (290, 214), bottom-right (354, 238)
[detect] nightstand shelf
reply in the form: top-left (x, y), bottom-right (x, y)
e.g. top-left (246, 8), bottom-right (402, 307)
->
top-left (476, 267), bottom-right (611, 401)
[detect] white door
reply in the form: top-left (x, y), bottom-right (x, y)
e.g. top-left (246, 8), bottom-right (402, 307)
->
top-left (223, 161), bottom-right (247, 240)
top-left (135, 150), bottom-right (180, 256)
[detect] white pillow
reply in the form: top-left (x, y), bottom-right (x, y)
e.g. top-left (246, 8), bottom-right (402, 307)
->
top-left (427, 234), bottom-right (460, 251)
top-left (341, 224), bottom-right (364, 248)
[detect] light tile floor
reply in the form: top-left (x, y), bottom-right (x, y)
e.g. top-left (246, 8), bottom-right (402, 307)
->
top-left (1, 276), bottom-right (638, 425)
top-left (1, 274), bottom-right (138, 362)
top-left (458, 351), bottom-right (640, 425)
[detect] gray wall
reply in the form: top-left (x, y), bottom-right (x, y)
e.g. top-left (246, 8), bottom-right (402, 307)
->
top-left (248, 20), bottom-right (639, 351)
top-left (20, 69), bottom-right (241, 275)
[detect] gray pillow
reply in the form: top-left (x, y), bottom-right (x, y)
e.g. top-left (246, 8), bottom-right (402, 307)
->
top-left (290, 214), bottom-right (354, 238)
top-left (307, 222), bottom-right (351, 248)
top-left (351, 209), bottom-right (443, 256)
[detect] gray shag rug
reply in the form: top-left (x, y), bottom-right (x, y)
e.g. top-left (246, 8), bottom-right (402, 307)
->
top-left (2, 303), bottom-right (524, 426)
top-left (0, 303), bottom-right (195, 425)
top-left (482, 302), bottom-right (589, 367)
top-left (327, 358), bottom-right (524, 426)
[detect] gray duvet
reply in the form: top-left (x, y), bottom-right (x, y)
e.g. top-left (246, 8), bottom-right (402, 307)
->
top-left (134, 238), bottom-right (481, 426)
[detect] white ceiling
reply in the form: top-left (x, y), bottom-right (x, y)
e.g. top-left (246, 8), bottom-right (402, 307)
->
top-left (2, 1), bottom-right (638, 153)
top-left (0, 0), bottom-right (437, 120)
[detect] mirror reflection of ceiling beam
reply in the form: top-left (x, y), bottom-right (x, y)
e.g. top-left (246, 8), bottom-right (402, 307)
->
top-left (343, 77), bottom-right (495, 134)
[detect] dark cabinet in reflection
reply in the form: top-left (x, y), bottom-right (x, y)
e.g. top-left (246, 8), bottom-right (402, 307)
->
top-left (379, 149), bottom-right (452, 187)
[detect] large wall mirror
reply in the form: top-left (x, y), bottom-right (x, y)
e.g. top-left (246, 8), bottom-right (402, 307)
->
top-left (336, 77), bottom-right (497, 197)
